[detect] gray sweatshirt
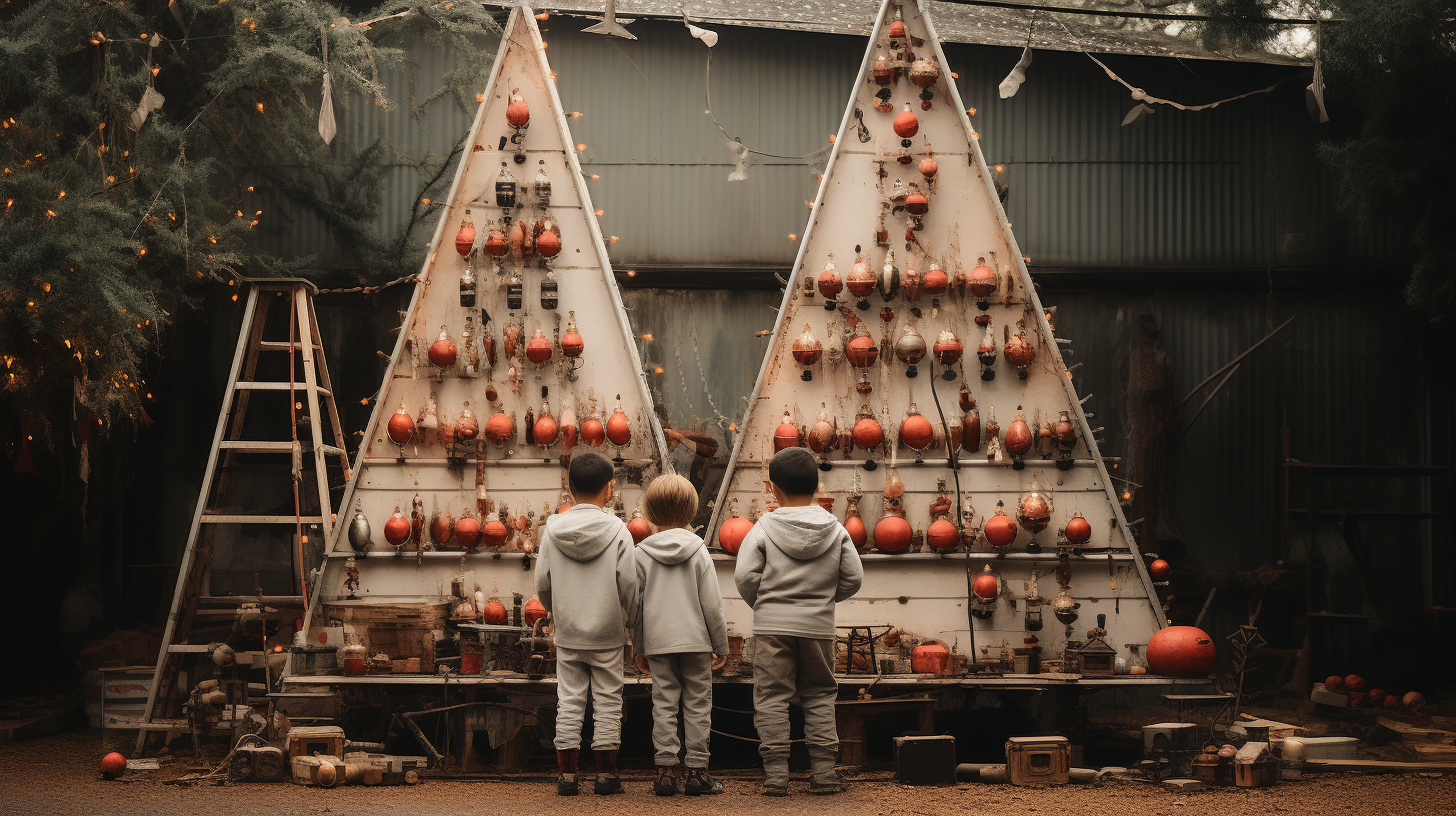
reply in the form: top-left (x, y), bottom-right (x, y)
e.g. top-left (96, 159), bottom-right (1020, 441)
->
top-left (632, 528), bottom-right (730, 656)
top-left (535, 504), bottom-right (639, 650)
top-left (733, 505), bottom-right (864, 639)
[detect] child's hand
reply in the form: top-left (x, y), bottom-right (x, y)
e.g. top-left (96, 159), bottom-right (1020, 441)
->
top-left (634, 653), bottom-right (651, 675)
top-left (711, 654), bottom-right (727, 671)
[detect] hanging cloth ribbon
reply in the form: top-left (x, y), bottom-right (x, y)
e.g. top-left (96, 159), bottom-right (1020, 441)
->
top-left (319, 24), bottom-right (338, 145)
top-left (128, 36), bottom-right (165, 132)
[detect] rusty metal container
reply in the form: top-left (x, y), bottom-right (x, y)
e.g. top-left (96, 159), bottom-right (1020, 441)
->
top-left (1005, 735), bottom-right (1069, 785)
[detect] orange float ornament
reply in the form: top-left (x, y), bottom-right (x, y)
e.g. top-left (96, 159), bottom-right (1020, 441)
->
top-left (384, 507), bottom-right (411, 551)
top-left (887, 6), bottom-right (907, 41)
top-left (523, 597), bottom-right (547, 626)
top-left (605, 396), bottom-right (632, 447)
top-left (533, 398), bottom-right (558, 446)
top-left (430, 508), bottom-right (455, 550)
top-left (483, 597), bottom-right (509, 625)
top-left (971, 564), bottom-right (1000, 618)
top-left (1062, 510), bottom-right (1092, 546)
top-left (923, 260), bottom-right (948, 296)
top-left (580, 400), bottom-right (606, 447)
top-left (535, 219), bottom-right (562, 258)
top-left (1149, 558), bottom-right (1171, 581)
top-left (387, 402), bottom-right (414, 449)
top-left (847, 324), bottom-right (879, 369)
top-left (792, 325), bottom-right (823, 381)
top-left (1146, 626), bottom-right (1216, 677)
top-left (560, 311), bottom-right (584, 358)
top-left (910, 640), bottom-right (949, 675)
top-left (455, 402), bottom-right (480, 446)
top-left (852, 404), bottom-right (884, 453)
top-left (904, 190), bottom-right (929, 217)
top-left (918, 156), bottom-right (938, 180)
top-left (1017, 476), bottom-right (1052, 537)
top-left (847, 255), bottom-right (876, 309)
top-left (505, 88), bottom-right (530, 129)
top-left (773, 409), bottom-right (801, 452)
top-left (717, 497), bottom-right (753, 555)
top-left (627, 506), bottom-right (652, 544)
top-left (455, 214), bottom-right (476, 256)
top-left (428, 325), bottom-right (458, 370)
top-left (872, 53), bottom-right (895, 87)
top-left (1003, 323), bottom-right (1036, 379)
top-left (1054, 409), bottom-right (1077, 470)
top-left (933, 328), bottom-right (962, 378)
top-left (525, 327), bottom-right (553, 365)
top-left (817, 260), bottom-right (843, 303)
top-left (898, 403), bottom-right (934, 459)
top-left (484, 409), bottom-right (514, 447)
top-left (873, 509), bottom-right (912, 553)
top-left (983, 502), bottom-right (1018, 547)
top-left (455, 512), bottom-right (482, 552)
top-left (926, 486), bottom-right (958, 550)
top-left (964, 258), bottom-right (998, 311)
top-left (909, 56), bottom-right (941, 109)
top-left (481, 510), bottom-right (510, 549)
top-left (843, 491), bottom-right (868, 550)
top-left (1004, 407), bottom-right (1032, 469)
top-left (807, 408), bottom-right (837, 461)
top-left (893, 102), bottom-right (919, 138)
top-left (483, 225), bottom-right (508, 257)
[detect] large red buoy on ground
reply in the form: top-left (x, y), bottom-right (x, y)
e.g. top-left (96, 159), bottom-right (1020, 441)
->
top-left (101, 752), bottom-right (127, 779)
top-left (1147, 626), bottom-right (1216, 677)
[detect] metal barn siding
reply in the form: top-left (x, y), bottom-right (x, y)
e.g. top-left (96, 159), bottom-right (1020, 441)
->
top-left (549, 18), bottom-right (855, 268)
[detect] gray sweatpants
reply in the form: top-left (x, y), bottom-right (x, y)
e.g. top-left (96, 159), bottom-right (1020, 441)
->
top-left (647, 652), bottom-right (714, 767)
top-left (555, 645), bottom-right (624, 751)
top-left (752, 635), bottom-right (839, 784)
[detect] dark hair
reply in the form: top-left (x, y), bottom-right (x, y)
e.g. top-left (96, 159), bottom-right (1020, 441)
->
top-left (568, 452), bottom-right (615, 499)
top-left (768, 447), bottom-right (819, 498)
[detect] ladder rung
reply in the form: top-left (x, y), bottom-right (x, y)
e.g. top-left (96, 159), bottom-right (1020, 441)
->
top-left (201, 514), bottom-right (326, 524)
top-left (167, 645), bottom-right (269, 656)
top-left (258, 341), bottom-right (323, 351)
top-left (199, 595), bottom-right (305, 605)
top-left (219, 440), bottom-right (345, 456)
top-left (233, 381), bottom-right (332, 396)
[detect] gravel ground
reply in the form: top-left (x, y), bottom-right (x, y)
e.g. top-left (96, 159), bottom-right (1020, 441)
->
top-left (2, 730), bottom-right (1452, 816)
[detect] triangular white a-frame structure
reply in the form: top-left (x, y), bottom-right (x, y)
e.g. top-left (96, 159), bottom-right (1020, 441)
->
top-left (293, 6), bottom-right (668, 677)
top-left (706, 0), bottom-right (1167, 674)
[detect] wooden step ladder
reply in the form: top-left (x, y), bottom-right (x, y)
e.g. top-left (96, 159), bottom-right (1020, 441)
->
top-left (135, 279), bottom-right (351, 753)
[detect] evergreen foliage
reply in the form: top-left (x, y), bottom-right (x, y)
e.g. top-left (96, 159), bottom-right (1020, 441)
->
top-left (0, 0), bottom-right (499, 437)
top-left (1198, 0), bottom-right (1456, 320)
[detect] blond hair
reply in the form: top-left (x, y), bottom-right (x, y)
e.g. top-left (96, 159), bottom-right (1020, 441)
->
top-left (643, 474), bottom-right (698, 530)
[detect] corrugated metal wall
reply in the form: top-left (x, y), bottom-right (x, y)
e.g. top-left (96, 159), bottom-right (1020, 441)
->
top-left (259, 18), bottom-right (1400, 273)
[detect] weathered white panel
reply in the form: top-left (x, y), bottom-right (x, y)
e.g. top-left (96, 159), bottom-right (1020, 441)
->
top-left (705, 0), bottom-right (1167, 669)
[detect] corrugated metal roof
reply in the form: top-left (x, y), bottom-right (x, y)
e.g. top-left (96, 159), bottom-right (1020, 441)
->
top-left (522, 0), bottom-right (1310, 64)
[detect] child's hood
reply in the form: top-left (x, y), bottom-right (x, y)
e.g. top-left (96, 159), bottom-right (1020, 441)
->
top-left (753, 505), bottom-right (843, 560)
top-left (637, 528), bottom-right (704, 565)
top-left (543, 504), bottom-right (628, 561)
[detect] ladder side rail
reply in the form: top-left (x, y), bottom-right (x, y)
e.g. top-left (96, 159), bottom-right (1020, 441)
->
top-left (306, 293), bottom-right (352, 481)
top-left (295, 285), bottom-right (336, 545)
top-left (136, 285), bottom-right (263, 755)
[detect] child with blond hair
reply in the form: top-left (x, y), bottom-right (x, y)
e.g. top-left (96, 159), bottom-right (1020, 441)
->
top-left (632, 474), bottom-right (729, 796)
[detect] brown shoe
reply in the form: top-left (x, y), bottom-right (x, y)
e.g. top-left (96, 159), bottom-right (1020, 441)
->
top-left (593, 750), bottom-right (623, 795)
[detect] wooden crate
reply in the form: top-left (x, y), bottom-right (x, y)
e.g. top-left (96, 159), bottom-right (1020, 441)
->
top-left (320, 599), bottom-right (450, 666)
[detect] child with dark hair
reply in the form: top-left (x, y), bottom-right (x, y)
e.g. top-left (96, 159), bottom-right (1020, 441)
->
top-left (537, 451), bottom-right (638, 796)
top-left (733, 447), bottom-right (863, 796)
top-left (632, 474), bottom-right (728, 796)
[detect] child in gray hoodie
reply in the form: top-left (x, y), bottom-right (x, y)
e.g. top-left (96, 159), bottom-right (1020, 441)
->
top-left (536, 452), bottom-right (638, 796)
top-left (631, 475), bottom-right (729, 797)
top-left (734, 447), bottom-right (863, 796)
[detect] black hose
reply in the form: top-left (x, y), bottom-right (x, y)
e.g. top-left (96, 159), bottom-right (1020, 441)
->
top-left (926, 356), bottom-right (976, 664)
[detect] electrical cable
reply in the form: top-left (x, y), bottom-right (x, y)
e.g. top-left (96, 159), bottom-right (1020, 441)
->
top-left (925, 355), bottom-right (975, 664)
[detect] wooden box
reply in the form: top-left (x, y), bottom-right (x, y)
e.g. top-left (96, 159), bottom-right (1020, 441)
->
top-left (1006, 735), bottom-right (1069, 785)
top-left (286, 725), bottom-right (345, 760)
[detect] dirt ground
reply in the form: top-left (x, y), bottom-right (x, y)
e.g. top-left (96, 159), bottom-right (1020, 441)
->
top-left (1, 730), bottom-right (1452, 816)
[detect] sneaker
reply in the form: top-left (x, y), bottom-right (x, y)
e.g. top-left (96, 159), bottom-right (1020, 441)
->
top-left (761, 782), bottom-right (789, 797)
top-left (593, 749), bottom-right (623, 795)
top-left (809, 771), bottom-right (847, 795)
top-left (684, 768), bottom-right (723, 796)
top-left (556, 749), bottom-right (579, 796)
top-left (654, 766), bottom-right (678, 797)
